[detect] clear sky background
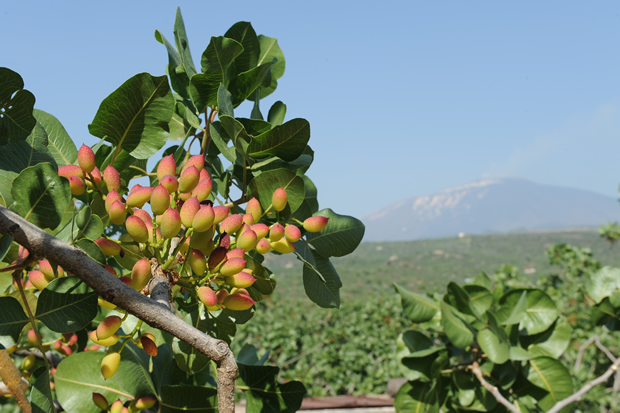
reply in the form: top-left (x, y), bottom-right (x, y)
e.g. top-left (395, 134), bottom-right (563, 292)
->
top-left (2, 1), bottom-right (619, 219)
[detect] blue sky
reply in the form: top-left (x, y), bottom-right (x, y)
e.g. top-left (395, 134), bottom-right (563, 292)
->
top-left (2, 1), bottom-right (619, 219)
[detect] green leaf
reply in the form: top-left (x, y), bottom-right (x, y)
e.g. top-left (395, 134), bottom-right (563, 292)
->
top-left (247, 118), bottom-right (309, 162)
top-left (32, 109), bottom-right (77, 167)
top-left (0, 123), bottom-right (57, 179)
top-left (190, 36), bottom-right (244, 110)
top-left (30, 367), bottom-right (55, 413)
top-left (394, 380), bottom-right (440, 413)
top-left (55, 345), bottom-right (156, 413)
top-left (441, 301), bottom-right (475, 349)
top-left (209, 121), bottom-right (237, 164)
top-left (230, 62), bottom-right (276, 106)
top-left (56, 206), bottom-right (104, 243)
top-left (224, 22), bottom-right (260, 74)
top-left (522, 319), bottom-right (571, 359)
top-left (249, 168), bottom-right (305, 216)
top-left (305, 209), bottom-right (365, 258)
top-left (219, 115), bottom-right (252, 161)
top-left (160, 385), bottom-right (218, 412)
top-left (0, 296), bottom-right (29, 349)
top-left (35, 277), bottom-right (97, 333)
top-left (394, 283), bottom-right (439, 323)
top-left (237, 362), bottom-right (306, 413)
top-left (154, 30), bottom-right (192, 101)
top-left (463, 284), bottom-right (493, 319)
top-left (245, 255), bottom-right (276, 301)
top-left (498, 289), bottom-right (558, 335)
top-left (446, 282), bottom-right (478, 318)
top-left (477, 312), bottom-right (510, 364)
top-left (591, 298), bottom-right (620, 330)
top-left (217, 84), bottom-right (234, 118)
top-left (88, 73), bottom-right (174, 159)
top-left (496, 290), bottom-right (527, 326)
top-left (247, 36), bottom-right (286, 100)
top-left (0, 67), bottom-right (36, 145)
top-left (296, 241), bottom-right (341, 308)
top-left (75, 239), bottom-right (106, 266)
top-left (172, 311), bottom-right (218, 374)
top-left (238, 118), bottom-right (272, 136)
top-left (173, 8), bottom-right (197, 79)
top-left (237, 343), bottom-right (270, 366)
top-left (0, 234), bottom-right (13, 262)
top-left (587, 266), bottom-right (620, 303)
top-left (10, 163), bottom-right (71, 230)
top-left (268, 101), bottom-right (287, 127)
top-left (526, 357), bottom-right (573, 411)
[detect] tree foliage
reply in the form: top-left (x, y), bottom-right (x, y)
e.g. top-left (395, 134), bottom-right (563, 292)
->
top-left (0, 8), bottom-right (364, 413)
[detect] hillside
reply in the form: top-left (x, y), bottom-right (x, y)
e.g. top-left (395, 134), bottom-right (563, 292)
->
top-left (362, 178), bottom-right (620, 241)
top-left (266, 229), bottom-right (620, 300)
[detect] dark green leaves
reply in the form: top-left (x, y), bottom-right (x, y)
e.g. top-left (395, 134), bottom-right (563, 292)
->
top-left (160, 385), bottom-right (218, 412)
top-left (394, 283), bottom-right (439, 323)
top-left (33, 109), bottom-right (77, 167)
top-left (0, 297), bottom-right (29, 349)
top-left (296, 241), bottom-right (341, 308)
top-left (249, 168), bottom-right (305, 216)
top-left (526, 357), bottom-right (573, 411)
top-left (55, 345), bottom-right (156, 413)
top-left (237, 362), bottom-right (306, 413)
top-left (35, 277), bottom-right (97, 333)
top-left (190, 37), bottom-right (243, 111)
top-left (89, 73), bottom-right (174, 159)
top-left (11, 163), bottom-right (71, 230)
top-left (247, 118), bottom-right (310, 161)
top-left (30, 367), bottom-right (55, 413)
top-left (0, 67), bottom-right (36, 145)
top-left (587, 266), bottom-right (620, 303)
top-left (249, 36), bottom-right (286, 100)
top-left (306, 209), bottom-right (365, 258)
top-left (477, 312), bottom-right (510, 364)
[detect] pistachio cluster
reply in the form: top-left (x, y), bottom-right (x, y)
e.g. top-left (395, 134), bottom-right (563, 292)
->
top-left (55, 144), bottom-right (329, 380)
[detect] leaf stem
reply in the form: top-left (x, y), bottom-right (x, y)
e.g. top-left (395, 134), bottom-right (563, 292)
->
top-left (13, 270), bottom-right (50, 372)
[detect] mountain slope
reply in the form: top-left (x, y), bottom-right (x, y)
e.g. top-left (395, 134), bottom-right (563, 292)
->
top-left (362, 178), bottom-right (620, 241)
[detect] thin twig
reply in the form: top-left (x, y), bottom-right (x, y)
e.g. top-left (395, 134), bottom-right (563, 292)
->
top-left (0, 350), bottom-right (30, 412)
top-left (547, 357), bottom-right (620, 413)
top-left (471, 361), bottom-right (521, 413)
top-left (574, 335), bottom-right (616, 370)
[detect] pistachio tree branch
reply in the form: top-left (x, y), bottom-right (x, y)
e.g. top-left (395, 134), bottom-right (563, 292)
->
top-left (471, 361), bottom-right (521, 413)
top-left (574, 335), bottom-right (616, 370)
top-left (547, 357), bottom-right (620, 413)
top-left (0, 206), bottom-right (237, 413)
top-left (0, 350), bottom-right (30, 413)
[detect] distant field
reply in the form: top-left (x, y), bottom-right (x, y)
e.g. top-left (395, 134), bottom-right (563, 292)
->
top-left (264, 229), bottom-right (620, 300)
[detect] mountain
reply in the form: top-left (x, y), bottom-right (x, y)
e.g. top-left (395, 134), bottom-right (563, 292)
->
top-left (362, 178), bottom-right (620, 241)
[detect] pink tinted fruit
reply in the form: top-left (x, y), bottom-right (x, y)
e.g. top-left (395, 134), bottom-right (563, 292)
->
top-left (125, 216), bottom-right (149, 243)
top-left (150, 184), bottom-right (170, 216)
top-left (103, 166), bottom-right (121, 193)
top-left (78, 144), bottom-right (96, 173)
top-left (160, 208), bottom-right (182, 239)
top-left (272, 187), bottom-right (287, 212)
top-left (303, 216), bottom-right (330, 232)
top-left (68, 176), bottom-right (85, 195)
top-left (178, 166), bottom-right (200, 193)
top-left (157, 154), bottom-right (177, 179)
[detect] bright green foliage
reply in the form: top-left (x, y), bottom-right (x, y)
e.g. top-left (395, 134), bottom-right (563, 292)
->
top-left (599, 221), bottom-right (620, 244)
top-left (392, 278), bottom-right (576, 411)
top-left (0, 7), bottom-right (364, 412)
